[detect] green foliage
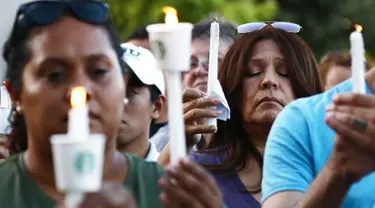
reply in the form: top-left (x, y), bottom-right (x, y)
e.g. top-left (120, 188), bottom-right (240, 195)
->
top-left (274, 0), bottom-right (375, 59)
top-left (108, 0), bottom-right (277, 41)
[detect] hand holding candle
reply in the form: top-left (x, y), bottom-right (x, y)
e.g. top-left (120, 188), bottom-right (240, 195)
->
top-left (350, 24), bottom-right (366, 94)
top-left (51, 86), bottom-right (106, 208)
top-left (147, 7), bottom-right (192, 165)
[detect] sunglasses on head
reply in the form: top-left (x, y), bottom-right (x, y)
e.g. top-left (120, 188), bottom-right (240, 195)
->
top-left (237, 21), bottom-right (302, 34)
top-left (16, 0), bottom-right (109, 27)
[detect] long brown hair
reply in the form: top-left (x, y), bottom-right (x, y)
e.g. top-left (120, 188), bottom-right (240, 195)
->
top-left (206, 27), bottom-right (323, 173)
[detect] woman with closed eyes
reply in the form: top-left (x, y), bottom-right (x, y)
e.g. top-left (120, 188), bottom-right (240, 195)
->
top-left (185, 22), bottom-right (323, 207)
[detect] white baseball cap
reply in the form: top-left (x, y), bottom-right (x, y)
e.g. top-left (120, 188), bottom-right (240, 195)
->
top-left (121, 43), bottom-right (165, 95)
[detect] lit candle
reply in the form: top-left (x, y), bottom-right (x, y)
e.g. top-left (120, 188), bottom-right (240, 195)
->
top-left (207, 19), bottom-right (220, 127)
top-left (68, 86), bottom-right (89, 140)
top-left (350, 24), bottom-right (366, 94)
top-left (147, 7), bottom-right (193, 165)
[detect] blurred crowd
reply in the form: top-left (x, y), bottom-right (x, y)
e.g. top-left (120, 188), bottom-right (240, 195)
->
top-left (0, 0), bottom-right (374, 208)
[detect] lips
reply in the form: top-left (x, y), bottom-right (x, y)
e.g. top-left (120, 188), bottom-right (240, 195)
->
top-left (257, 97), bottom-right (284, 107)
top-left (63, 111), bottom-right (101, 122)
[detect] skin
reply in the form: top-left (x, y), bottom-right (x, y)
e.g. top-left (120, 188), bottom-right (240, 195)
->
top-left (6, 16), bottom-right (128, 202)
top-left (159, 39), bottom-right (296, 202)
top-left (5, 15), bottom-right (223, 208)
top-left (324, 65), bottom-right (351, 91)
top-left (117, 84), bottom-right (164, 158)
top-left (182, 37), bottom-right (230, 93)
top-left (241, 39), bottom-right (295, 154)
top-left (262, 70), bottom-right (375, 207)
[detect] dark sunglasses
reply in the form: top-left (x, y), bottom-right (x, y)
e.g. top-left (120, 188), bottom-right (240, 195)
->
top-left (237, 21), bottom-right (302, 34)
top-left (16, 0), bottom-right (109, 26)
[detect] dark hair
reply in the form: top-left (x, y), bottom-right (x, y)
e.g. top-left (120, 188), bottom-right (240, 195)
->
top-left (3, 13), bottom-right (127, 155)
top-left (319, 51), bottom-right (372, 86)
top-left (126, 26), bottom-right (149, 42)
top-left (127, 70), bottom-right (162, 103)
top-left (192, 18), bottom-right (236, 45)
top-left (205, 27), bottom-right (323, 174)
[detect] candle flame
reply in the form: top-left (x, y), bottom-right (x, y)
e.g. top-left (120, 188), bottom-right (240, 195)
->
top-left (162, 6), bottom-right (178, 24)
top-left (354, 24), bottom-right (363, 32)
top-left (71, 87), bottom-right (87, 108)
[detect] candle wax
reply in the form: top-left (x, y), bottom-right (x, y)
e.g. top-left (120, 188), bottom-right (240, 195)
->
top-left (350, 31), bottom-right (366, 94)
top-left (68, 105), bottom-right (89, 141)
top-left (207, 21), bottom-right (220, 127)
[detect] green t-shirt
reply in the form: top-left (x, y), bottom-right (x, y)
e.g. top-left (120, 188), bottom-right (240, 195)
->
top-left (0, 153), bottom-right (165, 208)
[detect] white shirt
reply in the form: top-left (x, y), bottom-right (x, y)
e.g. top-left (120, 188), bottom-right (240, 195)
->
top-left (145, 141), bottom-right (160, 162)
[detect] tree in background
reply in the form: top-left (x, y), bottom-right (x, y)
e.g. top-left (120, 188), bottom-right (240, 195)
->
top-left (108, 0), bottom-right (277, 41)
top-left (274, 0), bottom-right (375, 60)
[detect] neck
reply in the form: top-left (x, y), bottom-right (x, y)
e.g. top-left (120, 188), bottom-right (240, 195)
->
top-left (365, 68), bottom-right (375, 92)
top-left (118, 133), bottom-right (150, 159)
top-left (243, 123), bottom-right (271, 156)
top-left (250, 133), bottom-right (268, 156)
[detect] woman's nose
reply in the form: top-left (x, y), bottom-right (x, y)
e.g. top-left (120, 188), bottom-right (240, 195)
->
top-left (260, 70), bottom-right (279, 90)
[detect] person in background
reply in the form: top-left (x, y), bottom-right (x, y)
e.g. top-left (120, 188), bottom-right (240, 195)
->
top-left (319, 51), bottom-right (372, 90)
top-left (152, 18), bottom-right (237, 153)
top-left (262, 54), bottom-right (375, 207)
top-left (124, 25), bottom-right (171, 153)
top-left (0, 1), bottom-right (225, 207)
top-left (126, 25), bottom-right (150, 50)
top-left (158, 22), bottom-right (323, 207)
top-left (182, 18), bottom-right (237, 93)
top-left (118, 43), bottom-right (165, 162)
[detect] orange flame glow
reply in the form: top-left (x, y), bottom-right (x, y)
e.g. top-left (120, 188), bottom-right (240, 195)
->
top-left (162, 6), bottom-right (178, 24)
top-left (354, 24), bottom-right (363, 32)
top-left (71, 87), bottom-right (87, 108)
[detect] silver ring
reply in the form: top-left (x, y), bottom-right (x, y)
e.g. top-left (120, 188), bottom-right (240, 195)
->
top-left (353, 118), bottom-right (367, 131)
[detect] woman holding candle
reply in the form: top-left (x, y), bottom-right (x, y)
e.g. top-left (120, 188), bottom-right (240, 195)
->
top-left (261, 29), bottom-right (375, 207)
top-left (166, 23), bottom-right (322, 207)
top-left (0, 1), bottom-right (224, 208)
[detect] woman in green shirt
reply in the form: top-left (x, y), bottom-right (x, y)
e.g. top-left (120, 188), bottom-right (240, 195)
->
top-left (0, 1), bottom-right (223, 208)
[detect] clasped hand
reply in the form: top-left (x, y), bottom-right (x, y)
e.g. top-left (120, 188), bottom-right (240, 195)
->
top-left (325, 93), bottom-right (375, 182)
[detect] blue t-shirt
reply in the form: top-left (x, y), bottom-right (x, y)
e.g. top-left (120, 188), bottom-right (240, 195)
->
top-left (262, 79), bottom-right (375, 207)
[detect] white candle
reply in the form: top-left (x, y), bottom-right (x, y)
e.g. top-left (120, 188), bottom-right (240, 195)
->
top-left (350, 24), bottom-right (366, 94)
top-left (68, 87), bottom-right (89, 141)
top-left (207, 19), bottom-right (220, 127)
top-left (147, 7), bottom-right (192, 165)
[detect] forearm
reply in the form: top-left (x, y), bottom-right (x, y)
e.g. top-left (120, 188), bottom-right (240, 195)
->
top-left (297, 165), bottom-right (352, 208)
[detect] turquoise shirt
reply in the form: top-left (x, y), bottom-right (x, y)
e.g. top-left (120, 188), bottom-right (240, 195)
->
top-left (262, 79), bottom-right (375, 207)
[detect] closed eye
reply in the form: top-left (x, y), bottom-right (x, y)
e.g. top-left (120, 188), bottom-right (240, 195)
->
top-left (278, 72), bottom-right (289, 78)
top-left (245, 71), bottom-right (262, 77)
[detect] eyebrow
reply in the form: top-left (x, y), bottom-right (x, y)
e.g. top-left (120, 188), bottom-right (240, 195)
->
top-left (86, 53), bottom-right (112, 63)
top-left (250, 57), bottom-right (285, 61)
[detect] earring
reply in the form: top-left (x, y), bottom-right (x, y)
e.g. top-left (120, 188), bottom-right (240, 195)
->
top-left (123, 98), bottom-right (129, 104)
top-left (16, 106), bottom-right (22, 113)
